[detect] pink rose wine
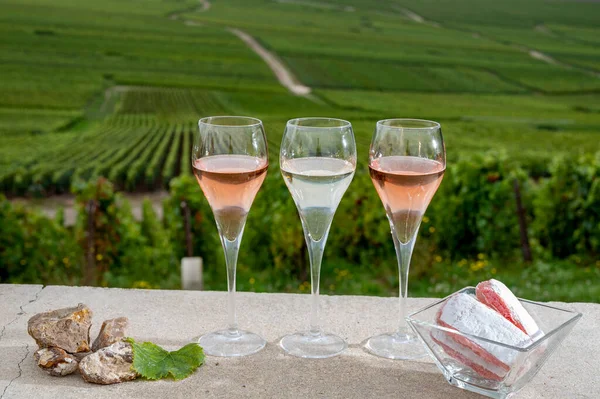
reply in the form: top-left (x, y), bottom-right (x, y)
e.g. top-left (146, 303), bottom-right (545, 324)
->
top-left (193, 154), bottom-right (268, 240)
top-left (369, 155), bottom-right (444, 243)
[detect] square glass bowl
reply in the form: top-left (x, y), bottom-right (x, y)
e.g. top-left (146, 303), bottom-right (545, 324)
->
top-left (406, 287), bottom-right (581, 399)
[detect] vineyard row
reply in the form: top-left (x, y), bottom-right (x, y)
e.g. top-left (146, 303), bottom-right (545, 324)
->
top-left (1, 119), bottom-right (198, 195)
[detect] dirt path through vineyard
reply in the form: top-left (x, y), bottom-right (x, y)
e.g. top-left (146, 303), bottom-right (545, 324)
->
top-left (395, 6), bottom-right (599, 79)
top-left (227, 28), bottom-right (312, 96)
top-left (168, 0), bottom-right (312, 95)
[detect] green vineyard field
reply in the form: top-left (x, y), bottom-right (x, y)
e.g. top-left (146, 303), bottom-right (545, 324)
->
top-left (1, 0), bottom-right (600, 300)
top-left (1, 0), bottom-right (599, 196)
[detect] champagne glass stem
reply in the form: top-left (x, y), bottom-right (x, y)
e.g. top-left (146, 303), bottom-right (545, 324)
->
top-left (307, 237), bottom-right (325, 334)
top-left (391, 228), bottom-right (417, 335)
top-left (222, 235), bottom-right (241, 334)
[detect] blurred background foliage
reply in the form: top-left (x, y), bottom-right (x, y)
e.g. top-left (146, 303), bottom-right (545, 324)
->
top-left (2, 152), bottom-right (598, 302)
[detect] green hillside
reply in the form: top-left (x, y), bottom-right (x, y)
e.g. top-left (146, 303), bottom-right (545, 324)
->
top-left (1, 0), bottom-right (599, 194)
top-left (1, 0), bottom-right (600, 300)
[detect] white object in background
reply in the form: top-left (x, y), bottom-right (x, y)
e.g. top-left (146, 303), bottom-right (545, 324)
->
top-left (181, 257), bottom-right (203, 290)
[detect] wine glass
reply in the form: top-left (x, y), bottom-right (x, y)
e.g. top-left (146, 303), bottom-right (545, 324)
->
top-left (279, 117), bottom-right (356, 358)
top-left (193, 116), bottom-right (268, 357)
top-left (364, 119), bottom-right (445, 360)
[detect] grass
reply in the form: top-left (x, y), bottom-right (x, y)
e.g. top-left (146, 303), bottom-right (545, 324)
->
top-left (232, 256), bottom-right (600, 303)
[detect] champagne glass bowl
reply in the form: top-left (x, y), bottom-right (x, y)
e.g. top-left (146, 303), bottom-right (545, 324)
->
top-left (279, 117), bottom-right (357, 359)
top-left (364, 119), bottom-right (446, 360)
top-left (193, 116), bottom-right (268, 357)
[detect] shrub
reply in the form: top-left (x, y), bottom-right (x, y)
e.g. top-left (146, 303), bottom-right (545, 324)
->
top-left (427, 152), bottom-right (531, 260)
top-left (249, 169), bottom-right (306, 282)
top-left (104, 198), bottom-right (179, 289)
top-left (2, 151), bottom-right (599, 302)
top-left (533, 152), bottom-right (600, 258)
top-left (72, 177), bottom-right (121, 285)
top-left (0, 195), bottom-right (82, 284)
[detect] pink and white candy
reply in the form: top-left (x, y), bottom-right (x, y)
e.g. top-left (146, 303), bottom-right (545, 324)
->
top-left (476, 279), bottom-right (542, 338)
top-left (435, 293), bottom-right (533, 375)
top-left (431, 328), bottom-right (508, 381)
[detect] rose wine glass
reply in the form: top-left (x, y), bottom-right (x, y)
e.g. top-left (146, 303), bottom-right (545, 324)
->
top-left (193, 116), bottom-right (268, 357)
top-left (364, 119), bottom-right (445, 360)
top-left (279, 117), bottom-right (356, 358)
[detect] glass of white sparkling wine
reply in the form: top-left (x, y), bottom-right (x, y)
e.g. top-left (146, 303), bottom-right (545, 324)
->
top-left (364, 119), bottom-right (445, 360)
top-left (193, 116), bottom-right (269, 357)
top-left (279, 118), bottom-right (356, 358)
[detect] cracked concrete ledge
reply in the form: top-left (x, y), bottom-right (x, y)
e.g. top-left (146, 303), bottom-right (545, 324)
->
top-left (0, 345), bottom-right (29, 399)
top-left (0, 285), bottom-right (44, 342)
top-left (0, 285), bottom-right (44, 398)
top-left (0, 284), bottom-right (598, 398)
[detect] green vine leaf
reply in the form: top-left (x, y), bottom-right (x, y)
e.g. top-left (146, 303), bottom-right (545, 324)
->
top-left (125, 338), bottom-right (205, 380)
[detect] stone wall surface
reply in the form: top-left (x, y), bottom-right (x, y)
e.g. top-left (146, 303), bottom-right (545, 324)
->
top-left (0, 284), bottom-right (598, 398)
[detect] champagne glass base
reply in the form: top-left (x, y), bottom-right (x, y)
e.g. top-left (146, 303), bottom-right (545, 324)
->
top-left (199, 329), bottom-right (266, 357)
top-left (363, 332), bottom-right (427, 360)
top-left (280, 331), bottom-right (347, 359)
